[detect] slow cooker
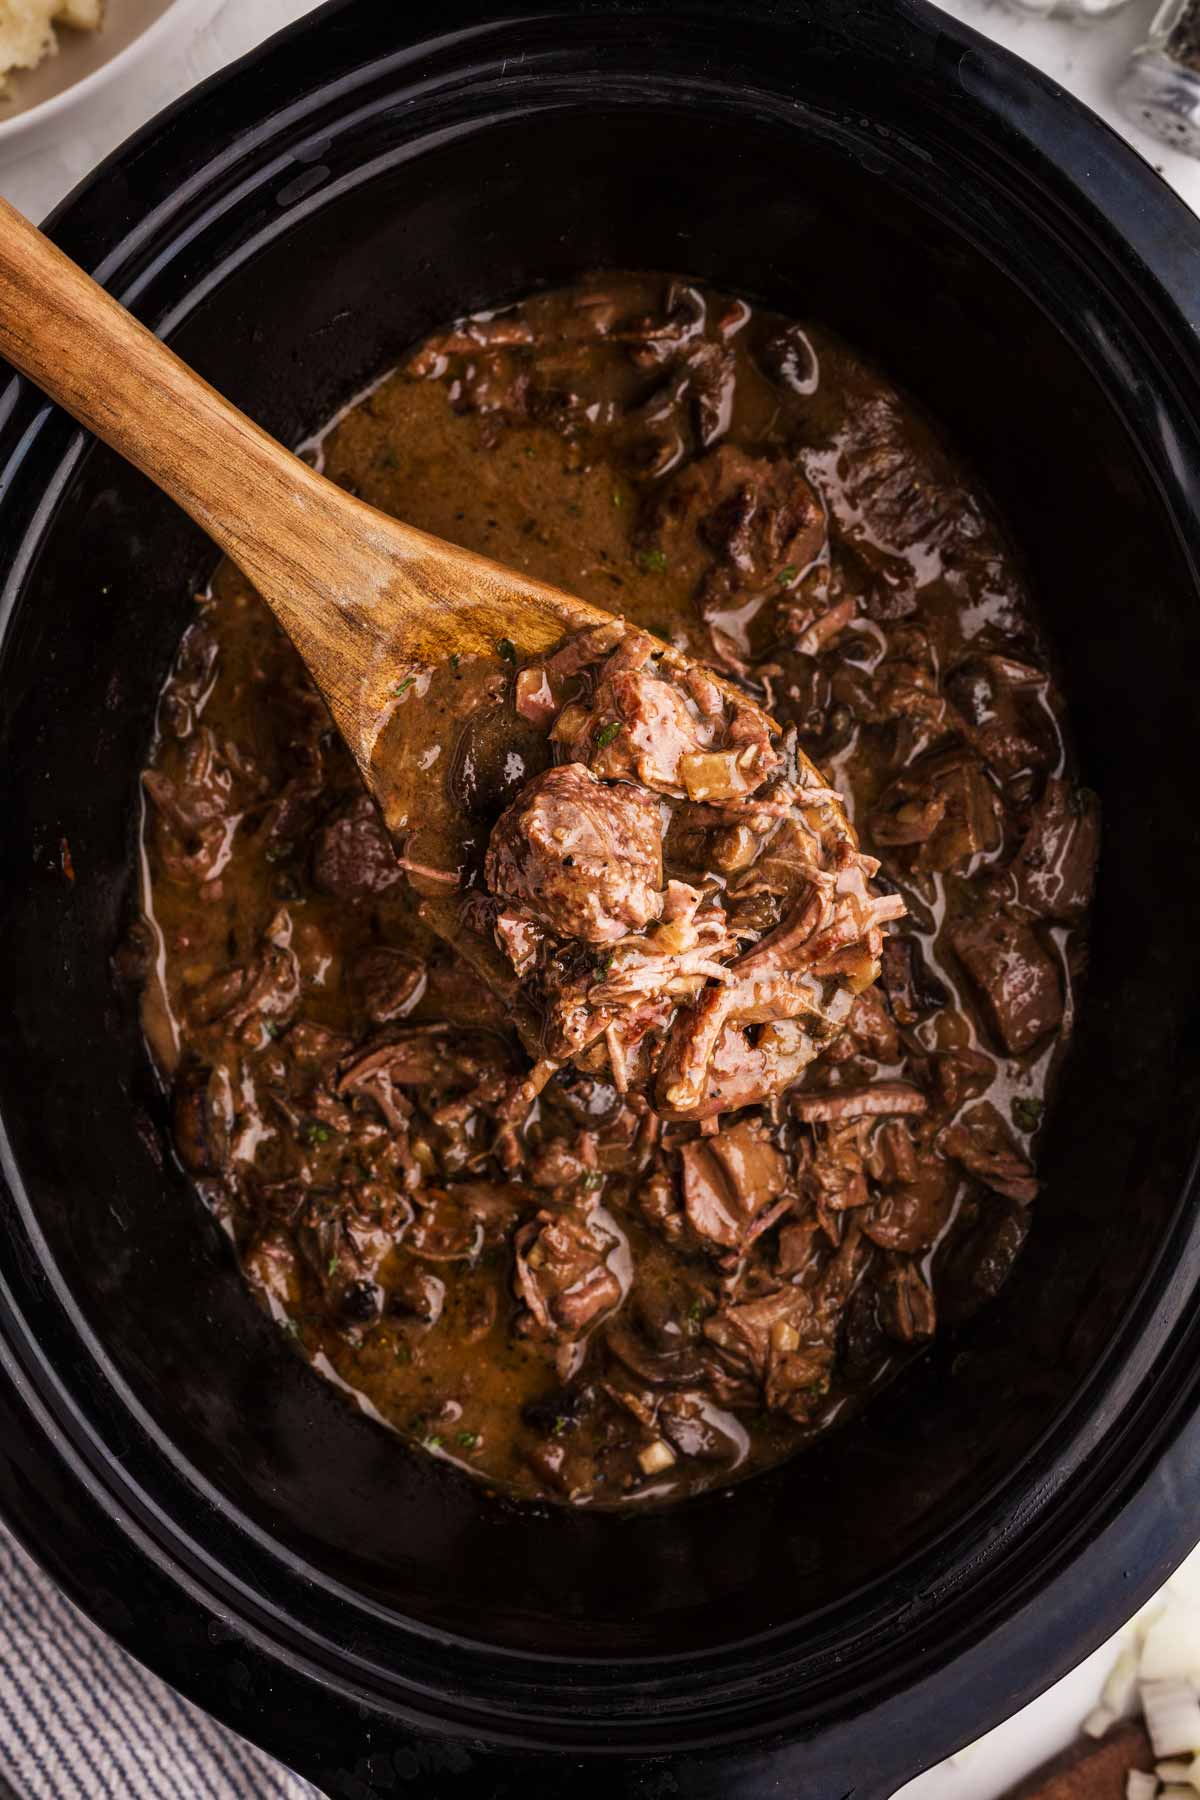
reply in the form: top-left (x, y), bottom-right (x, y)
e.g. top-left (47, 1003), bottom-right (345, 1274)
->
top-left (2, 2), bottom-right (1200, 1794)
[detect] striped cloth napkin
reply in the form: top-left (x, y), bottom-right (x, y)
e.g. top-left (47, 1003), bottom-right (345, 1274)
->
top-left (0, 1528), bottom-right (317, 1799)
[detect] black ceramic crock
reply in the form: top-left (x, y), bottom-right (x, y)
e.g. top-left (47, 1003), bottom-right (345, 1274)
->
top-left (2, 2), bottom-right (1200, 1794)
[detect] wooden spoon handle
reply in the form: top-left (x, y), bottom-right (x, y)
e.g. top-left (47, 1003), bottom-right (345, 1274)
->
top-left (0, 194), bottom-right (353, 616)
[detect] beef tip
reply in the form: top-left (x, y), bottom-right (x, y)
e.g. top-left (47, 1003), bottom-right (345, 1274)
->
top-left (671, 445), bottom-right (824, 579)
top-left (795, 1118), bottom-right (870, 1215)
top-left (944, 654), bottom-right (1059, 780)
top-left (635, 1168), bottom-right (689, 1247)
top-left (679, 1119), bottom-right (789, 1252)
top-left (653, 444), bottom-right (827, 616)
top-left (606, 1319), bottom-right (707, 1388)
top-left (543, 1069), bottom-right (622, 1128)
top-left (687, 341), bottom-right (738, 450)
top-left (616, 278), bottom-right (707, 366)
top-left (514, 1210), bottom-right (624, 1341)
top-left (928, 1045), bottom-right (994, 1111)
top-left (404, 314), bottom-right (534, 377)
top-left (880, 933), bottom-right (948, 1027)
top-left (841, 985), bottom-right (901, 1065)
top-left (337, 1027), bottom-right (506, 1094)
top-left (876, 1255), bottom-right (936, 1343)
top-left (262, 767), bottom-right (326, 863)
top-left (1009, 778), bottom-right (1100, 923)
top-left (186, 909), bottom-right (300, 1038)
top-left (861, 1151), bottom-right (958, 1252)
top-left (861, 1117), bottom-right (920, 1187)
top-left (939, 1102), bottom-right (1039, 1204)
top-left (551, 636), bottom-right (724, 797)
top-left (336, 1027), bottom-right (513, 1138)
top-left (703, 1284), bottom-right (835, 1423)
top-left (485, 763), bottom-right (664, 946)
top-left (354, 947), bottom-right (427, 1024)
top-left (843, 622), bottom-right (948, 757)
top-left (948, 904), bottom-right (1063, 1055)
top-left (765, 650), bottom-right (833, 744)
top-left (939, 1196), bottom-right (1031, 1322)
top-left (172, 1061), bottom-right (233, 1176)
top-left (822, 390), bottom-right (978, 566)
top-left (791, 1082), bottom-right (927, 1124)
top-left (312, 795), bottom-right (403, 899)
top-left (868, 747), bottom-right (1003, 875)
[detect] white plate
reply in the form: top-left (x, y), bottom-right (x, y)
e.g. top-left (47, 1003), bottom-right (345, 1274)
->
top-left (0, 0), bottom-right (210, 159)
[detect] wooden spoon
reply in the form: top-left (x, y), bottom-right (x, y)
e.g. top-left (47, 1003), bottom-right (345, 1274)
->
top-left (0, 197), bottom-right (784, 847)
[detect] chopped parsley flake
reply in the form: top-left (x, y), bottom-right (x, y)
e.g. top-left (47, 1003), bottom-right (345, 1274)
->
top-left (595, 719), bottom-right (622, 749)
top-left (449, 652), bottom-right (460, 671)
top-left (582, 1170), bottom-right (604, 1191)
top-left (424, 1434), bottom-right (443, 1451)
top-left (553, 1416), bottom-right (569, 1436)
top-left (688, 1298), bottom-right (704, 1322)
top-left (305, 1121), bottom-right (333, 1145)
top-left (457, 1430), bottom-right (478, 1449)
top-left (392, 676), bottom-right (414, 698)
top-left (497, 637), bottom-right (517, 664)
top-left (612, 488), bottom-right (623, 508)
top-left (593, 952), bottom-right (614, 978)
top-left (1012, 1096), bottom-right (1043, 1133)
top-left (327, 1256), bottom-right (340, 1278)
top-left (638, 548), bottom-right (668, 575)
top-left (777, 564), bottom-right (799, 584)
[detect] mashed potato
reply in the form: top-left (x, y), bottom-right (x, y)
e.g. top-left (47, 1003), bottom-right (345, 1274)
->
top-left (0, 0), bottom-right (102, 93)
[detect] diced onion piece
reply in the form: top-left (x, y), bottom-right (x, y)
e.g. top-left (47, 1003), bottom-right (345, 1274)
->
top-left (1127, 1776), bottom-right (1159, 1800)
top-left (1142, 1601), bottom-right (1200, 1685)
top-left (637, 1439), bottom-right (676, 1476)
top-left (1167, 1553), bottom-right (1200, 1612)
top-left (679, 750), bottom-right (757, 803)
top-left (550, 702), bottom-right (590, 744)
top-left (1104, 1647), bottom-right (1141, 1716)
top-left (1084, 1704), bottom-right (1118, 1739)
top-left (1143, 1680), bottom-right (1200, 1759)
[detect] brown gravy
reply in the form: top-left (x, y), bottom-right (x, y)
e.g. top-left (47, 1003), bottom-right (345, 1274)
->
top-left (134, 274), bottom-right (1096, 1506)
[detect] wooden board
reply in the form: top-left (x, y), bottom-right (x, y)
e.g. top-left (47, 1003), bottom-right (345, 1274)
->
top-left (1005, 1722), bottom-right (1154, 1799)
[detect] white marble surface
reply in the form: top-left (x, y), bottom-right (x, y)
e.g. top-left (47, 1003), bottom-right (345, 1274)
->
top-left (2, 1), bottom-right (1193, 1794)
